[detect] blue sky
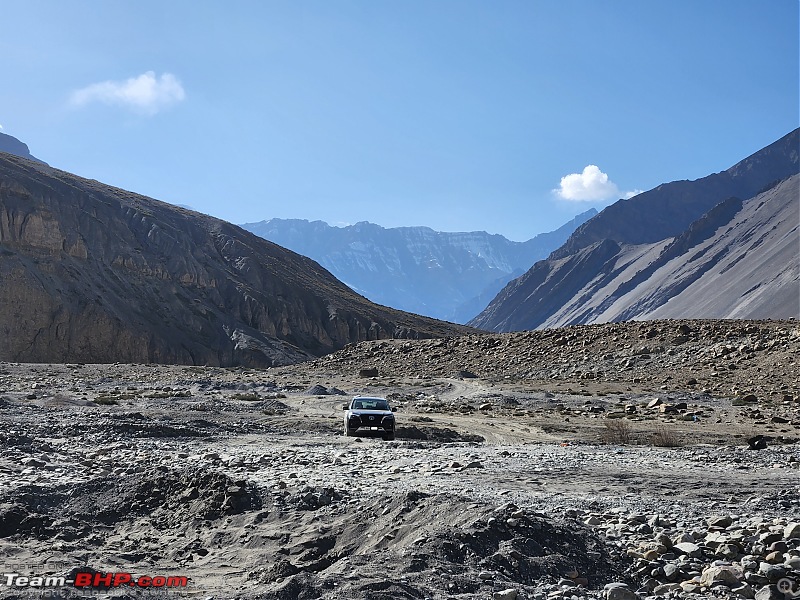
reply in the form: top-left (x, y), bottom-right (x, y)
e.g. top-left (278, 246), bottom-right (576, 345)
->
top-left (1, 1), bottom-right (797, 241)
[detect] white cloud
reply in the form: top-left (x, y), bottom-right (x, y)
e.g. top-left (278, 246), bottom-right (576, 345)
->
top-left (624, 189), bottom-right (644, 199)
top-left (70, 71), bottom-right (185, 116)
top-left (554, 165), bottom-right (620, 202)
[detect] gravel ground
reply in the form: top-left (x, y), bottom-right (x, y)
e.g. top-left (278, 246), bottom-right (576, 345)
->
top-left (0, 320), bottom-right (798, 599)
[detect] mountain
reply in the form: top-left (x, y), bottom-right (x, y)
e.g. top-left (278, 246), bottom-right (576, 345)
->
top-left (0, 153), bottom-right (473, 367)
top-left (0, 132), bottom-right (47, 164)
top-left (470, 129), bottom-right (800, 331)
top-left (241, 209), bottom-right (597, 323)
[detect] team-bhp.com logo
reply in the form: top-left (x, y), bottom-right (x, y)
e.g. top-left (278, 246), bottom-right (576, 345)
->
top-left (2, 571), bottom-right (189, 589)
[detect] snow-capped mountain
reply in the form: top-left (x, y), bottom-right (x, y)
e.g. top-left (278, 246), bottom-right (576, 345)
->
top-left (242, 210), bottom-right (597, 323)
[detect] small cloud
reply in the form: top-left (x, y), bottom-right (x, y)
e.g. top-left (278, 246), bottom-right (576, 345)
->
top-left (70, 71), bottom-right (185, 116)
top-left (624, 189), bottom-right (644, 199)
top-left (0, 123), bottom-right (4, 130)
top-left (554, 165), bottom-right (620, 202)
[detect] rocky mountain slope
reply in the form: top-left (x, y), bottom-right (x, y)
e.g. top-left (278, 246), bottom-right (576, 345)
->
top-left (242, 210), bottom-right (596, 323)
top-left (0, 153), bottom-right (472, 367)
top-left (471, 129), bottom-right (800, 331)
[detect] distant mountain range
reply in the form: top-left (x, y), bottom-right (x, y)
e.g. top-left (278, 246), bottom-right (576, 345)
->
top-left (470, 129), bottom-right (800, 331)
top-left (0, 139), bottom-right (472, 366)
top-left (2, 126), bottom-right (795, 365)
top-left (241, 210), bottom-right (596, 323)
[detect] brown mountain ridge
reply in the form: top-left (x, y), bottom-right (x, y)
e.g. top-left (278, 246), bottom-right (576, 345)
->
top-left (0, 153), bottom-right (473, 366)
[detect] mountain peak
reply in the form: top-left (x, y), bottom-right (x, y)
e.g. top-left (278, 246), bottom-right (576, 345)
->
top-left (470, 129), bottom-right (800, 331)
top-left (0, 132), bottom-right (48, 165)
top-left (241, 211), bottom-right (597, 323)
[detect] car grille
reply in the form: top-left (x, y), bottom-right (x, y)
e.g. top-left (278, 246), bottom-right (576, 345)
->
top-left (350, 414), bottom-right (393, 431)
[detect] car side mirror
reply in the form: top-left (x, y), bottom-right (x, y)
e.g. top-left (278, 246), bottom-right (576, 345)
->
top-left (342, 404), bottom-right (349, 410)
top-left (391, 407), bottom-right (397, 412)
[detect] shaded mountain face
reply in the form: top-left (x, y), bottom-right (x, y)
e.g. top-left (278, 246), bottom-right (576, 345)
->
top-left (471, 129), bottom-right (800, 332)
top-left (0, 132), bottom-right (47, 164)
top-left (0, 155), bottom-right (473, 367)
top-left (241, 209), bottom-right (596, 323)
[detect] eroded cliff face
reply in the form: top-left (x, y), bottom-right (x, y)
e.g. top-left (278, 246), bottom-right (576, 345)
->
top-left (0, 154), bottom-right (472, 366)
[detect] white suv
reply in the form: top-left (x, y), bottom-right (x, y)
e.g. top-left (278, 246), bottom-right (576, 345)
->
top-left (343, 396), bottom-right (396, 441)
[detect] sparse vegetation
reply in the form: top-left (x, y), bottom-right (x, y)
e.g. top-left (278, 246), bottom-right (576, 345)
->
top-left (93, 397), bottom-right (119, 406)
top-left (600, 418), bottom-right (633, 444)
top-left (651, 424), bottom-right (682, 447)
top-left (231, 392), bottom-right (261, 401)
top-left (144, 389), bottom-right (191, 399)
top-left (94, 390), bottom-right (138, 403)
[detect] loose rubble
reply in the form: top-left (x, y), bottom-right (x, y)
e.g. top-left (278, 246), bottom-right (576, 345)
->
top-left (0, 320), bottom-right (797, 599)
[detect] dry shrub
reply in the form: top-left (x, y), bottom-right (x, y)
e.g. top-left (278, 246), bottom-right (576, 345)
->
top-left (600, 418), bottom-right (633, 444)
top-left (651, 424), bottom-right (682, 447)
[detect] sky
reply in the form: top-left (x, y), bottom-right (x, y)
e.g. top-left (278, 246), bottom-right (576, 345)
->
top-left (1, 1), bottom-right (797, 241)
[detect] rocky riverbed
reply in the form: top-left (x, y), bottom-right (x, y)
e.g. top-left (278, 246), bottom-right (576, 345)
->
top-left (0, 319), bottom-right (798, 599)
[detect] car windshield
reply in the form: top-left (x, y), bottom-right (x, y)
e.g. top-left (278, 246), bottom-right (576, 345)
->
top-left (353, 399), bottom-right (389, 410)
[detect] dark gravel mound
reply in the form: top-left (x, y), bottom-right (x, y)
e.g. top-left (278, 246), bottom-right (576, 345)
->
top-left (396, 424), bottom-right (485, 443)
top-left (0, 468), bottom-right (262, 539)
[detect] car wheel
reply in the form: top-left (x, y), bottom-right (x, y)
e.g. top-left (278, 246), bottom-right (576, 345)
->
top-left (344, 425), bottom-right (355, 437)
top-left (383, 432), bottom-right (395, 441)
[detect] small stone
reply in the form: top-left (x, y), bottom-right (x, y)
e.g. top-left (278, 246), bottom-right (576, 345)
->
top-left (784, 522), bottom-right (800, 540)
top-left (754, 584), bottom-right (786, 600)
top-left (717, 543), bottom-right (740, 560)
top-left (759, 563), bottom-right (787, 584)
top-left (700, 564), bottom-right (743, 588)
top-left (760, 531), bottom-right (782, 545)
top-left (654, 532), bottom-right (672, 548)
top-left (653, 583), bottom-right (682, 595)
top-left (493, 590), bottom-right (518, 600)
top-left (604, 582), bottom-right (639, 600)
top-left (673, 541), bottom-right (702, 557)
top-left (707, 515), bottom-right (734, 528)
top-left (732, 583), bottom-right (755, 599)
top-left (663, 563), bottom-right (681, 581)
top-left (768, 541), bottom-right (788, 553)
